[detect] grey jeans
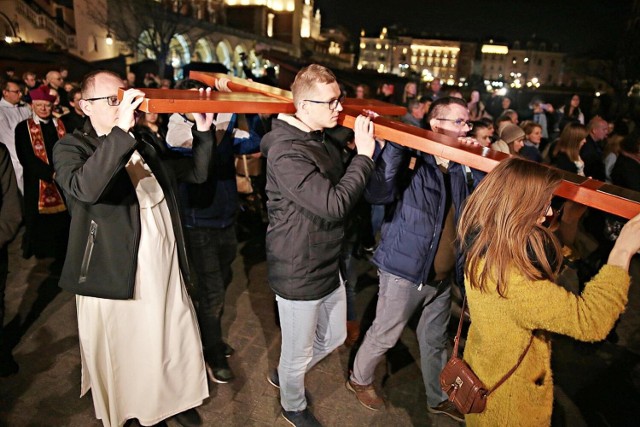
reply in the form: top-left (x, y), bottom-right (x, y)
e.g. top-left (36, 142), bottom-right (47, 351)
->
top-left (351, 269), bottom-right (450, 407)
top-left (276, 286), bottom-right (347, 411)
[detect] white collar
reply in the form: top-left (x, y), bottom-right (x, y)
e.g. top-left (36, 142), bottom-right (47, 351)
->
top-left (277, 113), bottom-right (315, 133)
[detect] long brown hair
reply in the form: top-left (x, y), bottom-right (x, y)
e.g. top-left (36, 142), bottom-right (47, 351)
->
top-left (553, 122), bottom-right (587, 161)
top-left (457, 158), bottom-right (563, 296)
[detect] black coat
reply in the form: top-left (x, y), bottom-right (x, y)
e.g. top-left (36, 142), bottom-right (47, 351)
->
top-left (53, 120), bottom-right (214, 299)
top-left (0, 143), bottom-right (21, 248)
top-left (15, 118), bottom-right (70, 259)
top-left (611, 153), bottom-right (640, 192)
top-left (261, 117), bottom-right (374, 300)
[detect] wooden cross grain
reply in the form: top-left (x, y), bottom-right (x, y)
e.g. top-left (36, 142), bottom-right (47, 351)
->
top-left (121, 71), bottom-right (640, 220)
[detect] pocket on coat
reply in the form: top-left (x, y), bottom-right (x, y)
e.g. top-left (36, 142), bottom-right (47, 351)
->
top-left (307, 228), bottom-right (344, 278)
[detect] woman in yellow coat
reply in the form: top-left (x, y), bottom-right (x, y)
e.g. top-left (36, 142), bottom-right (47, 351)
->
top-left (456, 157), bottom-right (640, 426)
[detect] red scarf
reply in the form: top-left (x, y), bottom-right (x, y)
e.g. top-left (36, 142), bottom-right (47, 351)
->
top-left (27, 118), bottom-right (67, 214)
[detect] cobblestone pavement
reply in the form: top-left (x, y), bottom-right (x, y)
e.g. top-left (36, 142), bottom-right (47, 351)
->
top-left (1, 224), bottom-right (639, 426)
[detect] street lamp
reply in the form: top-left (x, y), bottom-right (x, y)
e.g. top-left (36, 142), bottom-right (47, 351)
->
top-left (106, 32), bottom-right (113, 46)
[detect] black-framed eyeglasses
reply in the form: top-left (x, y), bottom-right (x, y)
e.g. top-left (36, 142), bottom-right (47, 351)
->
top-left (436, 118), bottom-right (473, 129)
top-left (83, 95), bottom-right (120, 106)
top-left (303, 95), bottom-right (345, 111)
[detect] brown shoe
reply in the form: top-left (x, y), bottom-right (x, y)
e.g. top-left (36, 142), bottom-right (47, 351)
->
top-left (346, 379), bottom-right (384, 411)
top-left (344, 321), bottom-right (360, 346)
top-left (427, 400), bottom-right (464, 422)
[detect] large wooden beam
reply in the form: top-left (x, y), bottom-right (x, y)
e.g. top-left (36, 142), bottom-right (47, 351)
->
top-left (127, 73), bottom-right (640, 219)
top-left (187, 71), bottom-right (407, 116)
top-left (119, 88), bottom-right (296, 114)
top-left (339, 109), bottom-right (640, 219)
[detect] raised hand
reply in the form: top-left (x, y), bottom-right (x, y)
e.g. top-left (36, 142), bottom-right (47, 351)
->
top-left (354, 115), bottom-right (375, 159)
top-left (117, 89), bottom-right (145, 132)
top-left (608, 212), bottom-right (640, 271)
top-left (192, 112), bottom-right (215, 131)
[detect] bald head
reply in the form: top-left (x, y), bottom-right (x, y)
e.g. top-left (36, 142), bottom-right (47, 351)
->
top-left (45, 70), bottom-right (63, 89)
top-left (588, 116), bottom-right (609, 142)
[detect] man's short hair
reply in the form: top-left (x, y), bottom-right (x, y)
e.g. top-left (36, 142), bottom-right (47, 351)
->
top-left (22, 71), bottom-right (36, 80)
top-left (80, 70), bottom-right (122, 98)
top-left (2, 79), bottom-right (21, 91)
top-left (407, 99), bottom-right (422, 111)
top-left (426, 96), bottom-right (467, 121)
top-left (175, 78), bottom-right (206, 90)
top-left (495, 114), bottom-right (514, 128)
top-left (291, 64), bottom-right (336, 106)
top-left (68, 87), bottom-right (82, 102)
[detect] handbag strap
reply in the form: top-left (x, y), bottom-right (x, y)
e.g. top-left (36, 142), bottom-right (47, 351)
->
top-left (241, 154), bottom-right (250, 178)
top-left (452, 295), bottom-right (534, 396)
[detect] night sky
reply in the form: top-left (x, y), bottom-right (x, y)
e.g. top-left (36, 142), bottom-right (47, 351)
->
top-left (315, 0), bottom-right (630, 56)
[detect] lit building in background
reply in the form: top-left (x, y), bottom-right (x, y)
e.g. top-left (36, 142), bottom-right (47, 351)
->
top-left (358, 29), bottom-right (462, 84)
top-left (0, 0), bottom-right (344, 80)
top-left (481, 40), bottom-right (565, 89)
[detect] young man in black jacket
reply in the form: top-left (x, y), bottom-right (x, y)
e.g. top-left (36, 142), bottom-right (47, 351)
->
top-left (261, 64), bottom-right (376, 427)
top-left (53, 70), bottom-right (215, 427)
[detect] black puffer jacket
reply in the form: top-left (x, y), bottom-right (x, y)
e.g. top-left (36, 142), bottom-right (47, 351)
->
top-left (261, 116), bottom-right (374, 300)
top-left (53, 120), bottom-right (214, 299)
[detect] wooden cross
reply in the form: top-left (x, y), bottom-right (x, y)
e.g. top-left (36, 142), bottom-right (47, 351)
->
top-left (121, 71), bottom-right (640, 220)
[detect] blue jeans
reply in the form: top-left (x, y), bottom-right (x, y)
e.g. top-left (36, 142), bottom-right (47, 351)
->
top-left (185, 225), bottom-right (237, 360)
top-left (350, 269), bottom-right (450, 407)
top-left (276, 286), bottom-right (347, 411)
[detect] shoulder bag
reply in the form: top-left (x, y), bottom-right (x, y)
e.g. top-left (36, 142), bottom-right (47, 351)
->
top-left (439, 296), bottom-right (533, 414)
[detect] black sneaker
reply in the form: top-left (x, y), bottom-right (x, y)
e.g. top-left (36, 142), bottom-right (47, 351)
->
top-left (267, 368), bottom-right (280, 389)
top-left (427, 400), bottom-right (464, 422)
top-left (223, 342), bottom-right (235, 358)
top-left (206, 357), bottom-right (235, 384)
top-left (281, 408), bottom-right (322, 427)
top-left (171, 408), bottom-right (202, 427)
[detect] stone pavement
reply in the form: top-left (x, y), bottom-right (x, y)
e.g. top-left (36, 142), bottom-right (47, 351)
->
top-left (1, 221), bottom-right (640, 426)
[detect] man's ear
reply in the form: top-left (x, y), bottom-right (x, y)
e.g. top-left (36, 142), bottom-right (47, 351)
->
top-left (296, 100), bottom-right (308, 116)
top-left (78, 99), bottom-right (92, 117)
top-left (429, 118), bottom-right (439, 132)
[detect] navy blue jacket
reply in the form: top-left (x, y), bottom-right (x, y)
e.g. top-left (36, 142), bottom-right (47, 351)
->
top-left (366, 141), bottom-right (480, 287)
top-left (178, 114), bottom-right (262, 229)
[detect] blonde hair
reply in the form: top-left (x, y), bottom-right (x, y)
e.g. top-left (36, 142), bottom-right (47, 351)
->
top-left (291, 64), bottom-right (336, 107)
top-left (457, 158), bottom-right (563, 297)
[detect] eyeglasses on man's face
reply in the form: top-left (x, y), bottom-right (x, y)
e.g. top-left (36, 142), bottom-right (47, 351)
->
top-left (4, 89), bottom-right (21, 94)
top-left (303, 94), bottom-right (345, 111)
top-left (83, 95), bottom-right (121, 106)
top-left (436, 118), bottom-right (473, 129)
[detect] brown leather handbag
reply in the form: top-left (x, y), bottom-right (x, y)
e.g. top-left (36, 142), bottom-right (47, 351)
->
top-left (440, 296), bottom-right (533, 414)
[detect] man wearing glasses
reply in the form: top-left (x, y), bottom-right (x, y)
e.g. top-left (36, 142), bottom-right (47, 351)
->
top-left (347, 97), bottom-right (479, 422)
top-left (261, 64), bottom-right (375, 427)
top-left (53, 70), bottom-right (215, 427)
top-left (0, 80), bottom-right (32, 193)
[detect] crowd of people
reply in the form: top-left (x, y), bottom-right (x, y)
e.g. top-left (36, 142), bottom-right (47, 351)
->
top-left (0, 64), bottom-right (639, 427)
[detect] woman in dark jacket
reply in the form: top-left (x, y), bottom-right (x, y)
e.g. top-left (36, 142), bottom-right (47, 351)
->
top-left (552, 122), bottom-right (587, 176)
top-left (551, 122), bottom-right (588, 250)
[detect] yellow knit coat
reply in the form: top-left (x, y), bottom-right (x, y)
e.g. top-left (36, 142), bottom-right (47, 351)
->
top-left (463, 264), bottom-right (630, 426)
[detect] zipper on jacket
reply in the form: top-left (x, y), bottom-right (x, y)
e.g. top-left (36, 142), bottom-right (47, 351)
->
top-left (79, 220), bottom-right (98, 284)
